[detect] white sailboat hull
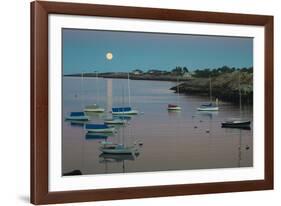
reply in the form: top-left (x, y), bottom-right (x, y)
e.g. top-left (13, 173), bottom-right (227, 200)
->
top-left (86, 128), bottom-right (115, 133)
top-left (168, 106), bottom-right (182, 111)
top-left (99, 142), bottom-right (139, 155)
top-left (104, 119), bottom-right (127, 124)
top-left (84, 104), bottom-right (105, 112)
top-left (84, 108), bottom-right (105, 112)
top-left (197, 107), bottom-right (219, 111)
top-left (65, 116), bottom-right (90, 121)
top-left (112, 110), bottom-right (139, 115)
top-left (100, 147), bottom-right (138, 154)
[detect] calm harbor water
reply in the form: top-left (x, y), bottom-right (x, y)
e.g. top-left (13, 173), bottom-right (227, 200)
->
top-left (62, 77), bottom-right (253, 175)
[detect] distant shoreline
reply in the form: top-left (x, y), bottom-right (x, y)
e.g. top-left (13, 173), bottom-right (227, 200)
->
top-left (64, 73), bottom-right (190, 82)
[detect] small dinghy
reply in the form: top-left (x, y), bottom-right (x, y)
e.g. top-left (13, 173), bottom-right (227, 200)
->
top-left (85, 124), bottom-right (115, 133)
top-left (112, 107), bottom-right (138, 115)
top-left (99, 141), bottom-right (139, 155)
top-left (65, 112), bottom-right (90, 121)
top-left (167, 104), bottom-right (182, 111)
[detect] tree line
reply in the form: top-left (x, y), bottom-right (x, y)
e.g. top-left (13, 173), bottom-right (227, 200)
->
top-left (132, 65), bottom-right (252, 77)
top-left (192, 66), bottom-right (253, 78)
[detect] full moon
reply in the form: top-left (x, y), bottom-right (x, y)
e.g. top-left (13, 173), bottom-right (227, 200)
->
top-left (106, 52), bottom-right (113, 60)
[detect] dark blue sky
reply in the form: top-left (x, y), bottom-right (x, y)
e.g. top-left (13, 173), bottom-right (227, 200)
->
top-left (63, 28), bottom-right (253, 74)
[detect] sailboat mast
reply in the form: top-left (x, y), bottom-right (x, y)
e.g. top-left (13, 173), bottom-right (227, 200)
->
top-left (128, 72), bottom-right (131, 107)
top-left (122, 86), bottom-right (124, 108)
top-left (239, 71), bottom-right (242, 114)
top-left (106, 79), bottom-right (112, 113)
top-left (121, 87), bottom-right (125, 147)
top-left (238, 129), bottom-right (242, 167)
top-left (81, 72), bottom-right (84, 107)
top-left (177, 77), bottom-right (179, 104)
top-left (122, 125), bottom-right (125, 147)
top-left (96, 71), bottom-right (99, 105)
top-left (209, 76), bottom-right (212, 103)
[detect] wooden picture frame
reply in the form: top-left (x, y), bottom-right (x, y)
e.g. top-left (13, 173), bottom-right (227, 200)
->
top-left (31, 1), bottom-right (274, 204)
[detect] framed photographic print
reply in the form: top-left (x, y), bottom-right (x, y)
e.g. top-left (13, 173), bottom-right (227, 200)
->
top-left (30, 1), bottom-right (274, 204)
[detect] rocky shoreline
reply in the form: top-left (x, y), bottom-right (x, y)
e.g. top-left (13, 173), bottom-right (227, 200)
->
top-left (170, 71), bottom-right (253, 104)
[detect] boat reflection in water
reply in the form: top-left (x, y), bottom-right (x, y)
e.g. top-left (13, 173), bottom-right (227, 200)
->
top-left (67, 120), bottom-right (88, 128)
top-left (99, 153), bottom-right (140, 173)
top-left (65, 114), bottom-right (90, 127)
top-left (63, 169), bottom-right (82, 176)
top-left (99, 153), bottom-right (139, 162)
top-left (196, 110), bottom-right (218, 119)
top-left (222, 127), bottom-right (252, 167)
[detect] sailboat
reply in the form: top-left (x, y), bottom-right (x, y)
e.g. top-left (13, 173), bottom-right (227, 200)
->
top-left (100, 120), bottom-right (140, 155)
top-left (112, 73), bottom-right (139, 115)
top-left (111, 107), bottom-right (138, 115)
top-left (84, 72), bottom-right (105, 113)
top-left (85, 123), bottom-right (116, 133)
top-left (197, 76), bottom-right (219, 111)
top-left (99, 142), bottom-right (139, 154)
top-left (85, 132), bottom-right (110, 140)
top-left (221, 72), bottom-right (251, 129)
top-left (65, 112), bottom-right (90, 121)
top-left (168, 77), bottom-right (182, 111)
